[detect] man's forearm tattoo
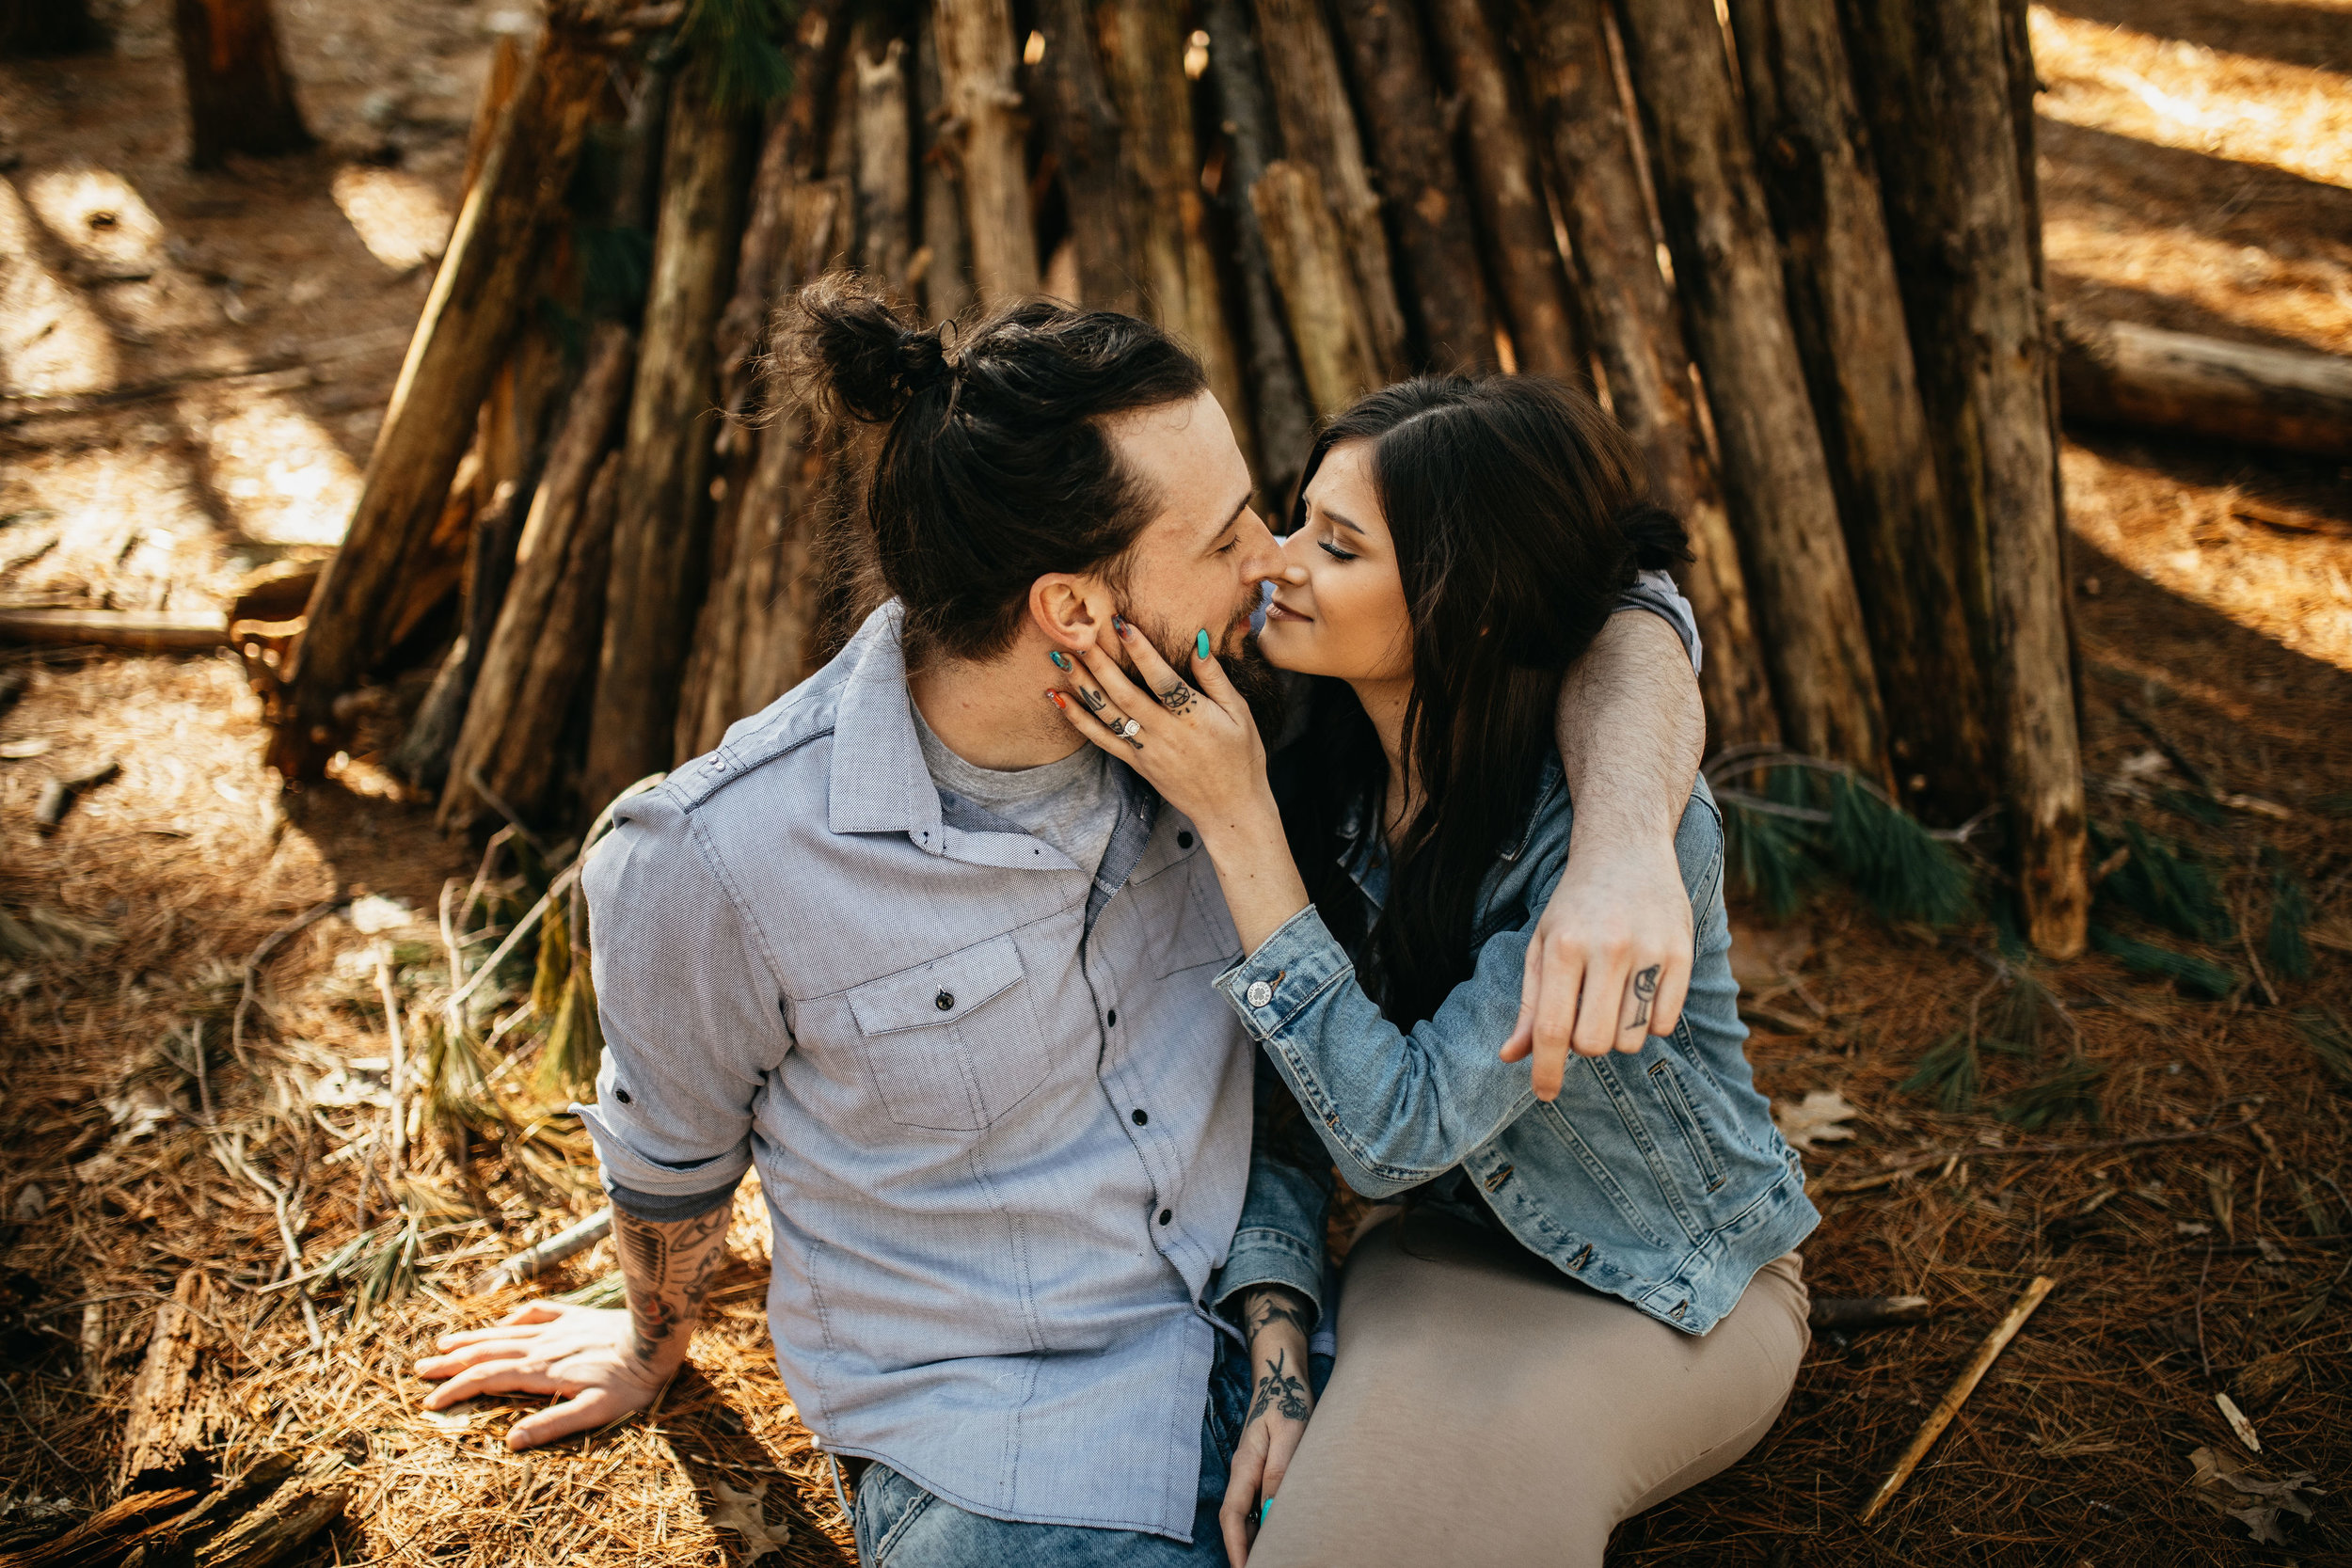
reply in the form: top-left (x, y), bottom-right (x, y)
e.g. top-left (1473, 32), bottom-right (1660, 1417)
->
top-left (1243, 1287), bottom-right (1313, 1341)
top-left (615, 1206), bottom-right (730, 1367)
top-left (1247, 1348), bottom-right (1311, 1424)
top-left (1628, 964), bottom-right (1661, 1030)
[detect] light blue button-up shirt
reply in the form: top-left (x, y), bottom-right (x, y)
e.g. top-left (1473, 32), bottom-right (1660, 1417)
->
top-left (578, 603), bottom-right (1324, 1542)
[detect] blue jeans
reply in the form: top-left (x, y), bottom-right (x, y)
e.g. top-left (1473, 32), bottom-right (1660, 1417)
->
top-left (850, 1337), bottom-right (1255, 1567)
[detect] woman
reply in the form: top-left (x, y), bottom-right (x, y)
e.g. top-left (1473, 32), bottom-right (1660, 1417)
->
top-left (1047, 376), bottom-right (1819, 1567)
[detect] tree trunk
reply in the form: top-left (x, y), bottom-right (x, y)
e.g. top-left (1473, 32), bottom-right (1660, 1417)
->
top-left (852, 20), bottom-right (916, 295)
top-left (1248, 0), bottom-right (1408, 378)
top-left (2056, 312), bottom-right (2352, 459)
top-left (500, 451), bottom-right (621, 823)
top-left (914, 8), bottom-right (977, 325)
top-left (1844, 0), bottom-right (2087, 957)
top-left (1202, 0), bottom-right (1315, 511)
top-left (459, 35), bottom-right (525, 199)
top-left (1518, 0), bottom-right (1776, 752)
top-left (580, 62), bottom-right (752, 815)
top-left (1425, 0), bottom-right (1581, 380)
top-left (172, 0), bottom-right (311, 169)
top-left (272, 17), bottom-right (609, 780)
top-left (440, 325), bottom-right (634, 833)
top-left (1614, 0), bottom-right (1887, 779)
top-left (931, 0), bottom-right (1039, 304)
top-left (1329, 0), bottom-right (1498, 372)
top-left (117, 1270), bottom-right (207, 1496)
top-left (1093, 2), bottom-right (1252, 460)
top-left (1251, 161), bottom-right (1380, 417)
top-left (1727, 0), bottom-right (1988, 814)
top-left (1029, 0), bottom-right (1141, 312)
top-left (1, 0), bottom-right (107, 55)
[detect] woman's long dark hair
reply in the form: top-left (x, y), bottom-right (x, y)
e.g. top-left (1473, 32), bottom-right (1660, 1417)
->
top-left (1284, 376), bottom-right (1689, 1028)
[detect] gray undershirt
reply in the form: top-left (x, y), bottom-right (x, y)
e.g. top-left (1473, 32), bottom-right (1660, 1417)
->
top-left (911, 698), bottom-right (1121, 874)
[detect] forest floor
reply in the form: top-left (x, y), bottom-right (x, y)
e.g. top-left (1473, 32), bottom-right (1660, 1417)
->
top-left (2, 2), bottom-right (2349, 1566)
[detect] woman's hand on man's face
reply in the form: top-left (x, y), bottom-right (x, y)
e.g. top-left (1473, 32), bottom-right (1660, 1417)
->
top-left (1048, 617), bottom-right (1274, 834)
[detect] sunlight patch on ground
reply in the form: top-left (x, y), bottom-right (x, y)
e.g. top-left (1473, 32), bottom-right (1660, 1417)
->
top-left (2031, 7), bottom-right (2352, 192)
top-left (0, 178), bottom-right (119, 396)
top-left (0, 437), bottom-right (225, 610)
top-left (331, 166), bottom-right (453, 274)
top-left (2063, 443), bottom-right (2352, 673)
top-left (183, 388), bottom-right (361, 546)
top-left (2042, 218), bottom-right (2351, 354)
top-left (22, 166), bottom-right (166, 275)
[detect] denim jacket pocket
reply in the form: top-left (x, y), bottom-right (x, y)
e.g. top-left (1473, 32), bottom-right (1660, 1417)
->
top-left (1646, 1056), bottom-right (1726, 1194)
top-left (846, 934), bottom-right (1050, 1132)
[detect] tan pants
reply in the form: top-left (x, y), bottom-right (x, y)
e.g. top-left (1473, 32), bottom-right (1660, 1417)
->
top-left (1248, 1212), bottom-right (1809, 1568)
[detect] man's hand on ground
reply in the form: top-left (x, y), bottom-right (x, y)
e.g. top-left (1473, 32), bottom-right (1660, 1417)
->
top-left (415, 1300), bottom-right (670, 1450)
top-left (1502, 836), bottom-right (1693, 1100)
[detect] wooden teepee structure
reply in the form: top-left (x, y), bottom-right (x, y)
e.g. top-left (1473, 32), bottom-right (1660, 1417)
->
top-left (257, 0), bottom-right (2094, 956)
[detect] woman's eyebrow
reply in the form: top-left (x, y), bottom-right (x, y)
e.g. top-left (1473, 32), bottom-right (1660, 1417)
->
top-left (1322, 506), bottom-right (1367, 537)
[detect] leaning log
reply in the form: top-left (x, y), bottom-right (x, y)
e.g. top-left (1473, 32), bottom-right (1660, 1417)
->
top-left (931, 0), bottom-right (1039, 304)
top-left (118, 1269), bottom-right (207, 1495)
top-left (1032, 0), bottom-right (1142, 312)
top-left (1251, 162), bottom-right (1381, 418)
top-left (2057, 312), bottom-right (2352, 460)
top-left (1330, 0), bottom-right (1499, 372)
top-left (503, 451), bottom-right (622, 822)
top-left (851, 21), bottom-right (916, 294)
top-left (1616, 0), bottom-right (1888, 780)
top-left (1844, 0), bottom-right (2087, 958)
top-left (1518, 0), bottom-right (1777, 752)
top-left (580, 59), bottom-right (753, 817)
top-left (1426, 0), bottom-right (1581, 380)
top-left (272, 9), bottom-right (612, 781)
top-left (1202, 0), bottom-right (1315, 508)
top-left (441, 325), bottom-right (635, 833)
top-left (914, 8), bottom-right (976, 325)
top-left (1728, 0), bottom-right (1988, 814)
top-left (1249, 0), bottom-right (1408, 378)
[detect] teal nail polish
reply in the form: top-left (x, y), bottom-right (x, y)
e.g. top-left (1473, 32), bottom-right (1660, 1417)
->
top-left (1196, 629), bottom-right (1211, 660)
top-left (1050, 650), bottom-right (1072, 671)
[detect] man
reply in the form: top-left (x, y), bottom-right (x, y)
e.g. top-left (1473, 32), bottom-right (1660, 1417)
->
top-left (416, 280), bottom-right (1706, 1565)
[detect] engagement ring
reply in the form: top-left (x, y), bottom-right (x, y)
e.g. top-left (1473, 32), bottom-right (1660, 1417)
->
top-left (1112, 717), bottom-right (1143, 740)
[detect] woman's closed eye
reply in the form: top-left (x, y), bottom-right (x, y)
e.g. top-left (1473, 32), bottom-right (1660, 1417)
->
top-left (1317, 538), bottom-right (1359, 562)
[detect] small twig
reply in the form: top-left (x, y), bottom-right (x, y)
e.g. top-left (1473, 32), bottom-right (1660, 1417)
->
top-left (1860, 1276), bottom-right (2058, 1523)
top-left (474, 1207), bottom-right (615, 1295)
top-left (1815, 1115), bottom-right (2262, 1195)
top-left (2116, 702), bottom-right (2217, 796)
top-left (2193, 1241), bottom-right (2214, 1382)
top-left (378, 955), bottom-right (407, 1181)
top-left (468, 764), bottom-right (550, 858)
top-left (0, 1373), bottom-right (71, 1470)
top-left (230, 897), bottom-right (347, 1069)
top-left (189, 1018), bottom-right (214, 1128)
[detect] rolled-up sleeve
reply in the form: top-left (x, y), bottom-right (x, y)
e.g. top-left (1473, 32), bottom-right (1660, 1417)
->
top-left (1213, 1055), bottom-right (1332, 1329)
top-left (1618, 569), bottom-right (1703, 673)
top-left (574, 786), bottom-right (787, 1218)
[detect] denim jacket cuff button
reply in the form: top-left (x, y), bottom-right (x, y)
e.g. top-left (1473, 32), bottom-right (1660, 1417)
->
top-left (1246, 979), bottom-right (1274, 1009)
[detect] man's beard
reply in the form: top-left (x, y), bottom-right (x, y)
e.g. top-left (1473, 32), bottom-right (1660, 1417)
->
top-left (1133, 614), bottom-right (1289, 737)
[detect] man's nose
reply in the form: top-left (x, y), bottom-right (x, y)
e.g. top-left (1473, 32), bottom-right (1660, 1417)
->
top-left (1236, 510), bottom-right (1285, 580)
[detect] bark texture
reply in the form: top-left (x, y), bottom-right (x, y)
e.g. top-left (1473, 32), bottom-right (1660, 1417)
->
top-left (1031, 0), bottom-right (1141, 312)
top-left (1518, 0), bottom-right (1776, 751)
top-left (273, 18), bottom-right (607, 779)
top-left (1252, 161), bottom-right (1381, 417)
top-left (1330, 0), bottom-right (1499, 371)
top-left (1616, 0), bottom-right (1887, 778)
top-left (172, 0), bottom-right (312, 169)
top-left (1249, 0), bottom-right (1408, 377)
top-left (853, 24), bottom-right (915, 295)
top-left (931, 0), bottom-right (1040, 303)
top-left (117, 1270), bottom-right (207, 1496)
top-left (580, 62), bottom-right (751, 815)
top-left (914, 8), bottom-right (977, 325)
top-left (1427, 0), bottom-right (1581, 379)
top-left (1844, 0), bottom-right (2086, 956)
top-left (1729, 0), bottom-right (1988, 812)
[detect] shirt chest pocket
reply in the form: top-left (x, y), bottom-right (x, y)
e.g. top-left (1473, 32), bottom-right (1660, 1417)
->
top-left (844, 934), bottom-right (1054, 1132)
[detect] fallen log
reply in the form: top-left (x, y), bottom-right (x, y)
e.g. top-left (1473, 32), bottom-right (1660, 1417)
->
top-left (0, 1488), bottom-right (197, 1568)
top-left (117, 1269), bottom-right (207, 1496)
top-left (1330, 0), bottom-right (1499, 371)
top-left (271, 6), bottom-right (616, 781)
top-left (192, 1454), bottom-right (349, 1568)
top-left (1809, 1293), bottom-right (1932, 1332)
top-left (0, 609), bottom-right (224, 652)
top-left (1615, 0), bottom-right (1889, 781)
top-left (2057, 312), bottom-right (2352, 460)
top-left (1518, 0), bottom-right (1778, 752)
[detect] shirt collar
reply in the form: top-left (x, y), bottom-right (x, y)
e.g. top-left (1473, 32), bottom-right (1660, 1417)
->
top-left (825, 601), bottom-right (947, 844)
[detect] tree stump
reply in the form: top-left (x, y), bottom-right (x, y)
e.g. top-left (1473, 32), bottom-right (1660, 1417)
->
top-left (172, 0), bottom-right (311, 169)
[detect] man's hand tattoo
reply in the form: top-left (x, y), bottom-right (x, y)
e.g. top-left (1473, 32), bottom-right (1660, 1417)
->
top-left (1628, 963), bottom-right (1661, 1030)
top-left (1247, 1348), bottom-right (1311, 1424)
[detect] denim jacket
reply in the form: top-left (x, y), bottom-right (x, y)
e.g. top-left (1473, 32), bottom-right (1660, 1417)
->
top-left (1213, 768), bottom-right (1818, 1335)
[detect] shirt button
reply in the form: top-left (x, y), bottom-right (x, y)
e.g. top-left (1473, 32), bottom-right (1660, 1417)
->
top-left (1157, 1209), bottom-right (1172, 1226)
top-left (1177, 832), bottom-right (1194, 849)
top-left (1246, 980), bottom-right (1273, 1008)
top-left (613, 1088), bottom-right (632, 1104)
top-left (1105, 1009), bottom-right (1118, 1027)
top-left (1132, 1108), bottom-right (1149, 1126)
top-left (934, 990), bottom-right (955, 1011)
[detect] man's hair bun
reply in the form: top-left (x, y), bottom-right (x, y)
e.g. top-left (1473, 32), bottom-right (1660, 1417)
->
top-left (787, 275), bottom-right (954, 425)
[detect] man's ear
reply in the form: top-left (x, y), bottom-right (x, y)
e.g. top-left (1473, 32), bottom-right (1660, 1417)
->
top-left (1028, 574), bottom-right (1116, 653)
